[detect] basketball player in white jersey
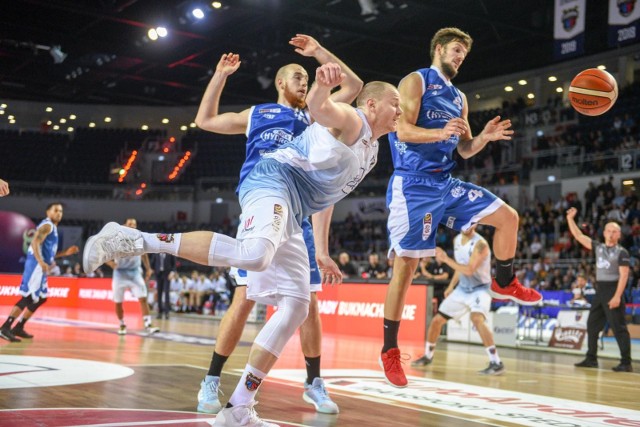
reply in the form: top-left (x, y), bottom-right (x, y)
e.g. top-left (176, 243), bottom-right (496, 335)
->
top-left (193, 34), bottom-right (362, 415)
top-left (105, 218), bottom-right (159, 335)
top-left (412, 226), bottom-right (505, 375)
top-left (83, 63), bottom-right (401, 426)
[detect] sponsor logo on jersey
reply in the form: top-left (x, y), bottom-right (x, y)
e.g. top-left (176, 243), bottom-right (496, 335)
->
top-left (596, 257), bottom-right (611, 269)
top-left (426, 83), bottom-right (443, 91)
top-left (260, 128), bottom-right (293, 145)
top-left (263, 114), bottom-right (275, 119)
top-left (243, 216), bottom-right (255, 232)
top-left (425, 110), bottom-right (455, 121)
top-left (156, 233), bottom-right (174, 243)
top-left (450, 186), bottom-right (466, 198)
top-left (394, 140), bottom-right (407, 155)
top-left (258, 108), bottom-right (282, 114)
top-left (422, 213), bottom-right (432, 240)
top-left (245, 372), bottom-right (263, 391)
top-left (446, 216), bottom-right (456, 228)
top-left (272, 204), bottom-right (283, 232)
top-left (453, 96), bottom-right (463, 110)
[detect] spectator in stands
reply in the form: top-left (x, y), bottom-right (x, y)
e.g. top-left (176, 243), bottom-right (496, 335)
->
top-left (338, 251), bottom-right (358, 278)
top-left (569, 273), bottom-right (589, 307)
top-left (529, 235), bottom-right (543, 259)
top-left (567, 207), bottom-right (632, 372)
top-left (364, 252), bottom-right (387, 279)
top-left (168, 271), bottom-right (183, 312)
top-left (422, 257), bottom-right (452, 282)
top-left (0, 178), bottom-right (8, 197)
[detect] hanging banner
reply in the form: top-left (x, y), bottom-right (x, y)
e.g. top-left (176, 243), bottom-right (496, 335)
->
top-left (609, 0), bottom-right (640, 46)
top-left (554, 0), bottom-right (586, 60)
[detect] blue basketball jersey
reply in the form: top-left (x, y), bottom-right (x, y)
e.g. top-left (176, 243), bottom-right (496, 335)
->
top-left (388, 66), bottom-right (464, 175)
top-left (27, 218), bottom-right (58, 264)
top-left (237, 103), bottom-right (311, 192)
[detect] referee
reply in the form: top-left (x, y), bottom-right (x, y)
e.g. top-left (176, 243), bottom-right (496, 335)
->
top-left (566, 207), bottom-right (632, 372)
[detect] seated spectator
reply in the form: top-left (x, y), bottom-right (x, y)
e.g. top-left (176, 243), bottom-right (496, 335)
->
top-left (569, 274), bottom-right (590, 307)
top-left (419, 257), bottom-right (452, 281)
top-left (337, 251), bottom-right (358, 278)
top-left (363, 252), bottom-right (386, 279)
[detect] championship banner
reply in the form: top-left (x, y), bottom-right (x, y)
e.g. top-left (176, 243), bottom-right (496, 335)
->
top-left (554, 0), bottom-right (586, 60)
top-left (608, 0), bottom-right (640, 46)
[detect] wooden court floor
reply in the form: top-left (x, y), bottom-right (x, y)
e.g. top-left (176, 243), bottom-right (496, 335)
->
top-left (0, 306), bottom-right (639, 427)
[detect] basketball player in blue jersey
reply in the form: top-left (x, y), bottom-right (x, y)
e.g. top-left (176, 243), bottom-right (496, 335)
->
top-left (104, 218), bottom-right (159, 336)
top-left (0, 203), bottom-right (79, 343)
top-left (83, 62), bottom-right (401, 426)
top-left (193, 34), bottom-right (363, 415)
top-left (0, 178), bottom-right (9, 196)
top-left (412, 226), bottom-right (505, 375)
top-left (380, 27), bottom-right (542, 387)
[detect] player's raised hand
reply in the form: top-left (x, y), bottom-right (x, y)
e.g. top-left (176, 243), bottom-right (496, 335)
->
top-left (215, 53), bottom-right (241, 76)
top-left (482, 116), bottom-right (514, 142)
top-left (315, 63), bottom-right (345, 89)
top-left (289, 34), bottom-right (320, 57)
top-left (566, 207), bottom-right (578, 220)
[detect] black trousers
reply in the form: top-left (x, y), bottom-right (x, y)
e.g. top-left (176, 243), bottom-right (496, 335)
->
top-left (586, 282), bottom-right (631, 364)
top-left (156, 273), bottom-right (171, 314)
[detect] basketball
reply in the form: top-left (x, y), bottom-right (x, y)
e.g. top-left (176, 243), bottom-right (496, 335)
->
top-left (568, 68), bottom-right (618, 116)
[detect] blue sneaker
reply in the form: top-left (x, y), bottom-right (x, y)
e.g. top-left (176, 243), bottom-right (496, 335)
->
top-left (302, 377), bottom-right (339, 414)
top-left (197, 375), bottom-right (222, 414)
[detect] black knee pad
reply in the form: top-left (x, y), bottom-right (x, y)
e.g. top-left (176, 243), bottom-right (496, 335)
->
top-left (27, 298), bottom-right (47, 312)
top-left (16, 296), bottom-right (34, 310)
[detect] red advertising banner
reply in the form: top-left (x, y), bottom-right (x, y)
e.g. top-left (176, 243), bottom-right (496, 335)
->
top-left (0, 274), bottom-right (143, 311)
top-left (267, 282), bottom-right (429, 342)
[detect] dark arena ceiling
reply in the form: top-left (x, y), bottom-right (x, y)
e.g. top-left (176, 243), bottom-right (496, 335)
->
top-left (0, 0), bottom-right (614, 107)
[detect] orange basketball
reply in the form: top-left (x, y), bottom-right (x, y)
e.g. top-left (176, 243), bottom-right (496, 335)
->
top-left (568, 68), bottom-right (618, 116)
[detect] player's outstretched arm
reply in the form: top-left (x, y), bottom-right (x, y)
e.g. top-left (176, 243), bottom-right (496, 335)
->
top-left (290, 34), bottom-right (363, 104)
top-left (195, 52), bottom-right (250, 135)
top-left (457, 92), bottom-right (513, 159)
top-left (306, 63), bottom-right (361, 145)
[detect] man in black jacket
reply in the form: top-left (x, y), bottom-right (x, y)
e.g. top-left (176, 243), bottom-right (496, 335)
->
top-left (151, 253), bottom-right (176, 319)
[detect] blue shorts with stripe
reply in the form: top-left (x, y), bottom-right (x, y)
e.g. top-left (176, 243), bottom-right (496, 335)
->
top-left (231, 217), bottom-right (322, 289)
top-left (386, 172), bottom-right (504, 259)
top-left (19, 256), bottom-right (48, 302)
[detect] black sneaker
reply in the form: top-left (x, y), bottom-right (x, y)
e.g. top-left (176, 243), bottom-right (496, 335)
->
top-left (411, 355), bottom-right (433, 367)
top-left (0, 327), bottom-right (22, 343)
top-left (612, 363), bottom-right (633, 372)
top-left (11, 327), bottom-right (34, 339)
top-left (478, 362), bottom-right (506, 376)
top-left (574, 359), bottom-right (598, 368)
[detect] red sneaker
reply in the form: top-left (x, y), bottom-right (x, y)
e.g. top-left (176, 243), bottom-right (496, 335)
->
top-left (490, 277), bottom-right (542, 306)
top-left (379, 348), bottom-right (408, 388)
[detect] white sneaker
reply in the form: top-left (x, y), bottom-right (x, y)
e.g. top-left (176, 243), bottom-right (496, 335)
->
top-left (145, 326), bottom-right (160, 334)
top-left (117, 325), bottom-right (127, 335)
top-left (197, 375), bottom-right (222, 414)
top-left (302, 378), bottom-right (339, 414)
top-left (214, 401), bottom-right (278, 427)
top-left (83, 222), bottom-right (144, 273)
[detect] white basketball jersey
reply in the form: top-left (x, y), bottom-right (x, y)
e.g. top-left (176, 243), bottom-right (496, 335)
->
top-left (453, 232), bottom-right (491, 292)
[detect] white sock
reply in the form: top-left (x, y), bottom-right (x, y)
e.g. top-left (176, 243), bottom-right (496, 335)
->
top-left (143, 315), bottom-right (152, 327)
top-left (229, 364), bottom-right (268, 407)
top-left (486, 345), bottom-right (501, 364)
top-left (425, 341), bottom-right (436, 359)
top-left (119, 319), bottom-right (125, 326)
top-left (141, 232), bottom-right (182, 255)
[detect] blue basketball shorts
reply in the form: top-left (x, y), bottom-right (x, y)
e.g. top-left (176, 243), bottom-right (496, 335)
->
top-left (386, 173), bottom-right (504, 258)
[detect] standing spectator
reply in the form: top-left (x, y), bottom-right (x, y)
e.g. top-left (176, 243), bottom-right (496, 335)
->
top-left (566, 208), bottom-right (632, 372)
top-left (151, 252), bottom-right (176, 319)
